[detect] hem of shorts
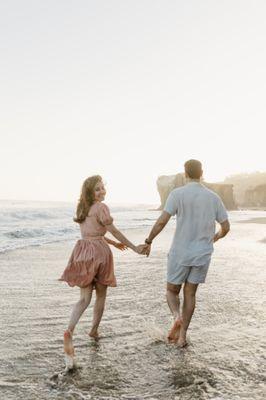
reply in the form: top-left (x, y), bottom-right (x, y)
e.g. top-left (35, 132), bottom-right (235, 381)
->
top-left (167, 279), bottom-right (206, 285)
top-left (167, 279), bottom-right (186, 285)
top-left (187, 279), bottom-right (206, 284)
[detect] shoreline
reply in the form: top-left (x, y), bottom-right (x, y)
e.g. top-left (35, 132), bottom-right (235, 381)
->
top-left (2, 210), bottom-right (266, 256)
top-left (237, 217), bottom-right (266, 224)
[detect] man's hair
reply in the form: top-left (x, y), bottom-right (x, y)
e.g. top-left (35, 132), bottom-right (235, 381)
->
top-left (184, 159), bottom-right (202, 179)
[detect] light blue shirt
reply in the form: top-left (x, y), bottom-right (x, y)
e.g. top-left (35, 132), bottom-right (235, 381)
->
top-left (164, 182), bottom-right (228, 268)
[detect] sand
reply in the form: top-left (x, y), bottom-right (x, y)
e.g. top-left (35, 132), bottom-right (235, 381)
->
top-left (0, 223), bottom-right (265, 399)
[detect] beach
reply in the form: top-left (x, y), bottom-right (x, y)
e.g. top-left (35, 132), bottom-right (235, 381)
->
top-left (0, 210), bottom-right (266, 400)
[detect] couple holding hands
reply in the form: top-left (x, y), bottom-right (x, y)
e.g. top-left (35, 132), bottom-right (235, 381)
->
top-left (60, 159), bottom-right (230, 370)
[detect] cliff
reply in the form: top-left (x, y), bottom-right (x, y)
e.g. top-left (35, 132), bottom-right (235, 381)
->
top-left (157, 173), bottom-right (237, 210)
top-left (244, 184), bottom-right (266, 207)
top-left (224, 172), bottom-right (266, 207)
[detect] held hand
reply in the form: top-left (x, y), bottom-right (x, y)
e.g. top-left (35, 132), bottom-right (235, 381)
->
top-left (143, 243), bottom-right (151, 257)
top-left (114, 242), bottom-right (128, 251)
top-left (136, 244), bottom-right (151, 256)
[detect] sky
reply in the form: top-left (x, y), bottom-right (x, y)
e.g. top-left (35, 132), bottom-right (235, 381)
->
top-left (1, 0), bottom-right (266, 205)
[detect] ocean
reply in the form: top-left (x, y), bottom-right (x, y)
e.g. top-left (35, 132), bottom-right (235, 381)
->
top-left (0, 200), bottom-right (162, 253)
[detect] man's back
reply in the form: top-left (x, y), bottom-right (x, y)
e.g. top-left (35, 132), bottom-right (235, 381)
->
top-left (164, 182), bottom-right (228, 267)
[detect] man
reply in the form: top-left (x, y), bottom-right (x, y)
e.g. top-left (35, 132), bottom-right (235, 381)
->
top-left (143, 159), bottom-right (230, 347)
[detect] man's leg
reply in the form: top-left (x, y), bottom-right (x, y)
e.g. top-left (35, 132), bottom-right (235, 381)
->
top-left (166, 282), bottom-right (182, 319)
top-left (166, 283), bottom-right (182, 340)
top-left (178, 282), bottom-right (198, 347)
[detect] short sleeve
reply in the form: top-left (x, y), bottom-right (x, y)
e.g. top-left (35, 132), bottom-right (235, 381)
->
top-left (216, 197), bottom-right (228, 223)
top-left (97, 203), bottom-right (113, 226)
top-left (164, 191), bottom-right (178, 216)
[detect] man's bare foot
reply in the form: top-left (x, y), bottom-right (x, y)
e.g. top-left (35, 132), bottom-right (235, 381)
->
top-left (168, 317), bottom-right (182, 342)
top-left (177, 331), bottom-right (188, 348)
top-left (88, 328), bottom-right (99, 340)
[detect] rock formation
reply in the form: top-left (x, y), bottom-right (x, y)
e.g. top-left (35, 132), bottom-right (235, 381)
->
top-left (244, 184), bottom-right (266, 207)
top-left (157, 173), bottom-right (237, 210)
top-left (224, 172), bottom-right (266, 206)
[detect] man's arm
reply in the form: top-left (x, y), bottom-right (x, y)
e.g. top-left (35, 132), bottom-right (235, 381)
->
top-left (140, 211), bottom-right (171, 256)
top-left (213, 219), bottom-right (230, 242)
top-left (146, 211), bottom-right (171, 243)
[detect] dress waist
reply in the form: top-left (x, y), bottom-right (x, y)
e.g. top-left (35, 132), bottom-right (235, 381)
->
top-left (82, 235), bottom-right (104, 240)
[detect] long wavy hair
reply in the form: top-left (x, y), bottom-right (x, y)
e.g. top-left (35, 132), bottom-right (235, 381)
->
top-left (74, 175), bottom-right (102, 223)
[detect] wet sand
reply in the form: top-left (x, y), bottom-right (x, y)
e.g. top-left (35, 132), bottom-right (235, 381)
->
top-left (0, 221), bottom-right (266, 399)
top-left (238, 217), bottom-right (266, 224)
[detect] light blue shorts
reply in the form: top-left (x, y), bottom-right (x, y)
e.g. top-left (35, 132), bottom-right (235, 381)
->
top-left (167, 262), bottom-right (210, 285)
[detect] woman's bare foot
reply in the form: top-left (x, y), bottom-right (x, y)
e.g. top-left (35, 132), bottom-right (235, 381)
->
top-left (168, 317), bottom-right (182, 342)
top-left (64, 330), bottom-right (75, 370)
top-left (88, 328), bottom-right (99, 340)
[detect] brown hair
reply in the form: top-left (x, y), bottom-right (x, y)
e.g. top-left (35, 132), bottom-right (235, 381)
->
top-left (74, 175), bottom-right (102, 223)
top-left (184, 159), bottom-right (202, 179)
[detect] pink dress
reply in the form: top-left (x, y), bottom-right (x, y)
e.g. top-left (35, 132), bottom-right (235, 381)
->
top-left (59, 202), bottom-right (117, 288)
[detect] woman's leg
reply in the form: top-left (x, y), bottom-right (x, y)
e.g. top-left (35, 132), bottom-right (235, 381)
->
top-left (68, 285), bottom-right (93, 332)
top-left (64, 285), bottom-right (93, 359)
top-left (89, 282), bottom-right (107, 338)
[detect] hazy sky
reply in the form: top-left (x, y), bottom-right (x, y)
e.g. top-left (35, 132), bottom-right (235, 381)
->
top-left (1, 0), bottom-right (266, 204)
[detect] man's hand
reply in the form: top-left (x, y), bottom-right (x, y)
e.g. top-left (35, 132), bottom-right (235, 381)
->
top-left (136, 244), bottom-right (151, 256)
top-left (213, 232), bottom-right (220, 243)
top-left (143, 243), bottom-right (151, 257)
top-left (213, 220), bottom-right (230, 243)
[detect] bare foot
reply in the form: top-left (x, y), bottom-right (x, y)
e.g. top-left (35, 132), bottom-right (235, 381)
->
top-left (64, 330), bottom-right (75, 370)
top-left (177, 332), bottom-right (188, 348)
top-left (88, 328), bottom-right (99, 340)
top-left (168, 317), bottom-right (182, 342)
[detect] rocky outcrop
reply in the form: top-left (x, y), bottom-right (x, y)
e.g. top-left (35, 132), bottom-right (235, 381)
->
top-left (244, 184), bottom-right (266, 207)
top-left (157, 173), bottom-right (237, 210)
top-left (157, 174), bottom-right (185, 209)
top-left (224, 172), bottom-right (266, 206)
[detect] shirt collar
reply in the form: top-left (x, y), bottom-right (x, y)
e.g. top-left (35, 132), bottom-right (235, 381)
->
top-left (186, 181), bottom-right (202, 186)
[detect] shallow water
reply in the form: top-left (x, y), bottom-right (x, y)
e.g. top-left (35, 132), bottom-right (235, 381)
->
top-left (0, 200), bottom-right (159, 253)
top-left (0, 212), bottom-right (265, 399)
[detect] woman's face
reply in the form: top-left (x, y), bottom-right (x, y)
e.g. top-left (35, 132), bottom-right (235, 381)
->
top-left (93, 180), bottom-right (106, 202)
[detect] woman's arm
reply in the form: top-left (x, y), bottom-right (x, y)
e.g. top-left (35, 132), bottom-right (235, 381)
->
top-left (104, 237), bottom-right (117, 246)
top-left (104, 236), bottom-right (128, 250)
top-left (105, 223), bottom-right (138, 252)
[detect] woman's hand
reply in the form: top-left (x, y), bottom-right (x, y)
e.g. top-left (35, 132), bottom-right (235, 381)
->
top-left (113, 242), bottom-right (128, 251)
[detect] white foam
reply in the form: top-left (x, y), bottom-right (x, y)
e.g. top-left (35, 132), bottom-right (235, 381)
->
top-left (141, 318), bottom-right (167, 342)
top-left (64, 354), bottom-right (76, 371)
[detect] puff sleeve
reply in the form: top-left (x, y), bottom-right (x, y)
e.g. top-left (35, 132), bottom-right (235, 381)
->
top-left (97, 203), bottom-right (114, 226)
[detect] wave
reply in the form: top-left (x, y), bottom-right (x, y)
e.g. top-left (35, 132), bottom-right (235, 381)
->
top-left (1, 210), bottom-right (73, 221)
top-left (0, 237), bottom-right (78, 254)
top-left (132, 218), bottom-right (157, 221)
top-left (4, 227), bottom-right (75, 240)
top-left (0, 203), bottom-right (159, 253)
